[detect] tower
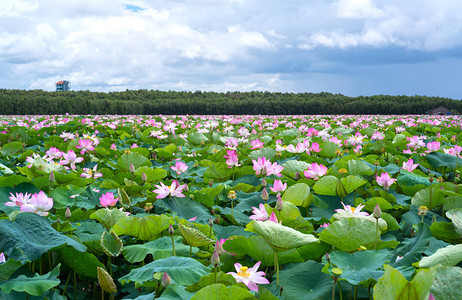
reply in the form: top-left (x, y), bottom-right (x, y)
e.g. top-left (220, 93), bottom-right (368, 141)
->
top-left (56, 80), bottom-right (70, 91)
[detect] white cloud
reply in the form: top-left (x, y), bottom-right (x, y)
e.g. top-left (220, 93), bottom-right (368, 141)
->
top-left (0, 0), bottom-right (462, 96)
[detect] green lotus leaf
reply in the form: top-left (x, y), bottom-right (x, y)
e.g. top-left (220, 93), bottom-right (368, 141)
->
top-left (190, 284), bottom-right (254, 300)
top-left (431, 266), bottom-right (462, 300)
top-left (313, 175), bottom-right (338, 196)
top-left (223, 235), bottom-right (304, 267)
top-left (118, 187), bottom-right (131, 206)
top-left (332, 211), bottom-right (388, 230)
top-left (122, 236), bottom-right (198, 263)
top-left (117, 152), bottom-right (151, 172)
top-left (58, 246), bottom-right (105, 279)
top-left (268, 260), bottom-right (332, 299)
top-left (0, 264), bottom-right (61, 296)
top-left (156, 197), bottom-right (212, 223)
top-left (282, 160), bottom-right (309, 174)
top-left (158, 283), bottom-right (194, 300)
top-left (119, 256), bottom-right (211, 286)
top-left (411, 187), bottom-right (445, 210)
top-left (1, 141), bottom-right (23, 156)
top-left (397, 170), bottom-right (432, 187)
top-left (0, 258), bottom-right (24, 281)
top-left (0, 213), bottom-right (86, 262)
top-left (90, 208), bottom-right (127, 231)
top-left (319, 217), bottom-right (377, 252)
top-left (248, 147), bottom-right (276, 161)
top-left (134, 166), bottom-right (168, 182)
top-left (113, 214), bottom-right (174, 241)
top-left (282, 183), bottom-right (311, 207)
top-left (187, 132), bottom-right (209, 145)
top-left (373, 265), bottom-right (436, 300)
top-left (319, 141), bottom-right (340, 157)
top-left (178, 222), bottom-right (215, 247)
top-left (186, 271), bottom-right (237, 292)
top-left (330, 249), bottom-right (391, 285)
top-left (101, 231), bottom-right (123, 257)
top-left (415, 244), bottom-right (462, 268)
top-left (347, 159), bottom-right (374, 176)
top-left (364, 197), bottom-right (393, 212)
top-left (446, 208), bottom-right (462, 237)
top-left (245, 220), bottom-right (319, 252)
top-left (426, 152), bottom-right (462, 170)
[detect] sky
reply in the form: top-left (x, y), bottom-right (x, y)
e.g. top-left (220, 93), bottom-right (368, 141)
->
top-left (1, 0), bottom-right (462, 99)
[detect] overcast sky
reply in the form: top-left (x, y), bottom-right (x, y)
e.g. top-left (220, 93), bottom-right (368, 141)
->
top-left (1, 0), bottom-right (462, 98)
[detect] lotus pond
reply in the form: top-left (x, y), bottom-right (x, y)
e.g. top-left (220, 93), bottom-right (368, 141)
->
top-left (0, 114), bottom-right (462, 300)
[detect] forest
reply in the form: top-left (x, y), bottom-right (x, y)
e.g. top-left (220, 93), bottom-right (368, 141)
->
top-left (0, 89), bottom-right (460, 115)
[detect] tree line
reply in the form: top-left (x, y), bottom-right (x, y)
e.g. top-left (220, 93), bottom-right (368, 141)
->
top-left (0, 89), bottom-right (460, 115)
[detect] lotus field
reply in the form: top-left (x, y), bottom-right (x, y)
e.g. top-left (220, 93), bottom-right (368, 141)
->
top-left (1, 114), bottom-right (462, 300)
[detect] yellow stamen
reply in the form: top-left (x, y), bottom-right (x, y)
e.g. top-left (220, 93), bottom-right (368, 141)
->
top-left (350, 207), bottom-right (356, 213)
top-left (237, 266), bottom-right (250, 277)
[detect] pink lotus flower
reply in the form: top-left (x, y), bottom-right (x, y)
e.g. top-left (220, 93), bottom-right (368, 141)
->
top-left (75, 139), bottom-right (95, 155)
top-left (0, 252), bottom-right (5, 263)
top-left (268, 211), bottom-right (278, 223)
top-left (402, 159), bottom-right (418, 172)
top-left (252, 157), bottom-right (272, 176)
top-left (310, 142), bottom-right (321, 153)
top-left (427, 141), bottom-right (440, 152)
top-left (269, 179), bottom-right (287, 193)
top-left (45, 147), bottom-right (63, 160)
top-left (304, 163), bottom-right (327, 180)
top-left (224, 150), bottom-right (241, 168)
top-left (59, 150), bottom-right (84, 170)
top-left (406, 136), bottom-right (425, 149)
top-left (267, 162), bottom-right (284, 177)
top-left (320, 223), bottom-right (330, 228)
top-left (20, 191), bottom-right (53, 216)
top-left (371, 131), bottom-right (385, 140)
top-left (335, 202), bottom-right (369, 216)
top-left (171, 161), bottom-right (188, 175)
top-left (99, 192), bottom-right (119, 208)
top-left (228, 261), bottom-right (269, 292)
top-left (249, 203), bottom-right (269, 221)
top-left (153, 180), bottom-right (187, 199)
top-left (376, 172), bottom-right (396, 190)
top-left (80, 164), bottom-right (103, 179)
top-left (5, 192), bottom-right (32, 207)
top-left (250, 139), bottom-right (264, 149)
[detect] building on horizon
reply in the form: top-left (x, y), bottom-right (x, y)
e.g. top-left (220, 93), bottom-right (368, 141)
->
top-left (56, 80), bottom-right (70, 91)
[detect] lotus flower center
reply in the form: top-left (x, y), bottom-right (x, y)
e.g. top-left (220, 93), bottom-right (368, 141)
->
top-left (350, 207), bottom-right (356, 213)
top-left (237, 266), bottom-right (250, 277)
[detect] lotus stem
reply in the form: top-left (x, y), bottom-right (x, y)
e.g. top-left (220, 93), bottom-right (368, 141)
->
top-left (332, 280), bottom-right (336, 300)
top-left (74, 271), bottom-right (77, 300)
top-left (274, 251), bottom-right (280, 286)
top-left (338, 281), bottom-right (343, 300)
top-left (62, 271), bottom-right (72, 296)
top-left (189, 245), bottom-right (192, 257)
top-left (214, 267), bottom-right (217, 283)
top-left (171, 234), bottom-right (176, 256)
top-left (354, 285), bottom-right (358, 300)
top-left (374, 218), bottom-right (379, 250)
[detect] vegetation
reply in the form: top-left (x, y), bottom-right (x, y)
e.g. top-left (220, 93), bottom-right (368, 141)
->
top-left (0, 89), bottom-right (460, 115)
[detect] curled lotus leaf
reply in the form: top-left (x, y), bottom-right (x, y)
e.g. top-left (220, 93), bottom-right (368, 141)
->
top-left (178, 222), bottom-right (215, 247)
top-left (97, 267), bottom-right (117, 294)
top-left (332, 211), bottom-right (388, 230)
top-left (100, 231), bottom-right (123, 257)
top-left (245, 220), bottom-right (319, 252)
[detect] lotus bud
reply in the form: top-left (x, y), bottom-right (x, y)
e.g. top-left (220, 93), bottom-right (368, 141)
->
top-left (97, 267), bottom-right (117, 293)
top-left (141, 172), bottom-right (147, 182)
top-left (214, 217), bottom-right (221, 224)
top-left (65, 207), bottom-right (72, 219)
top-left (325, 252), bottom-right (330, 263)
top-left (261, 187), bottom-right (269, 201)
top-left (129, 163), bottom-right (135, 174)
top-left (211, 250), bottom-right (220, 267)
top-left (168, 224), bottom-right (174, 235)
top-left (161, 272), bottom-right (172, 288)
top-left (56, 217), bottom-right (61, 223)
top-left (373, 204), bottom-right (381, 219)
top-left (261, 177), bottom-right (267, 187)
top-left (208, 217), bottom-right (214, 227)
top-left (429, 176), bottom-right (434, 183)
top-left (428, 294), bottom-right (435, 300)
top-left (192, 150), bottom-right (197, 157)
top-left (183, 184), bottom-right (189, 192)
top-left (275, 194), bottom-right (283, 212)
top-left (294, 172), bottom-right (300, 180)
top-left (49, 171), bottom-right (55, 183)
top-left (178, 146), bottom-right (182, 152)
top-left (262, 167), bottom-right (268, 177)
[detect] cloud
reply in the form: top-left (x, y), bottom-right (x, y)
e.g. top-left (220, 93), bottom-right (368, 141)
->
top-left (0, 0), bottom-right (461, 98)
